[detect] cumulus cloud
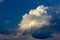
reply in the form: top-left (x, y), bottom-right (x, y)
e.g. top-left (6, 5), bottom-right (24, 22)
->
top-left (18, 5), bottom-right (52, 33)
top-left (0, 5), bottom-right (60, 40)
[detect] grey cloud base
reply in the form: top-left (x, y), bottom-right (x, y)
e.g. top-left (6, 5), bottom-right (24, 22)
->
top-left (30, 27), bottom-right (52, 39)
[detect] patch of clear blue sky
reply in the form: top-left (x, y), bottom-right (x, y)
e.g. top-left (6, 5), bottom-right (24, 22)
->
top-left (0, 0), bottom-right (60, 30)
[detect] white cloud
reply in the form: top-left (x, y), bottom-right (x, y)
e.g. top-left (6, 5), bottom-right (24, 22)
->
top-left (18, 5), bottom-right (52, 33)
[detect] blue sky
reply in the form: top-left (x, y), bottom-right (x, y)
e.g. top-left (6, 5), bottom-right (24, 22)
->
top-left (0, 0), bottom-right (60, 30)
top-left (0, 0), bottom-right (60, 40)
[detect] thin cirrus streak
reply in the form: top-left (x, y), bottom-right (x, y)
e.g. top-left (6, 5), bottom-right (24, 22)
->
top-left (18, 5), bottom-right (52, 33)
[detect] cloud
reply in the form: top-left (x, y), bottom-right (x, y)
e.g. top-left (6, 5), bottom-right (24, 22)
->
top-left (19, 5), bottom-right (52, 32)
top-left (0, 5), bottom-right (60, 40)
top-left (18, 5), bottom-right (52, 39)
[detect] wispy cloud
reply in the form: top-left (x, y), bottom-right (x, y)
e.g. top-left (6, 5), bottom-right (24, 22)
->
top-left (0, 0), bottom-right (4, 3)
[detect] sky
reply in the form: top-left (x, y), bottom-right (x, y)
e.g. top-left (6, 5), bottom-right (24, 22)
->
top-left (0, 0), bottom-right (60, 40)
